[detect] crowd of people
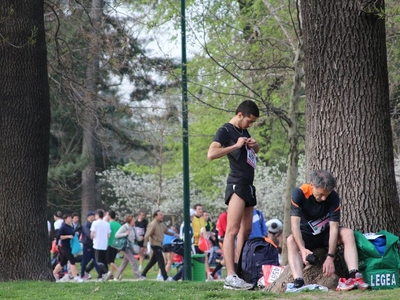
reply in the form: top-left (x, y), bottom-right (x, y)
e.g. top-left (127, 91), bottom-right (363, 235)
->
top-left (50, 205), bottom-right (281, 284)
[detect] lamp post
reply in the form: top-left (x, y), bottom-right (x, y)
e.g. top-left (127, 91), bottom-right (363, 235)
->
top-left (181, 0), bottom-right (192, 280)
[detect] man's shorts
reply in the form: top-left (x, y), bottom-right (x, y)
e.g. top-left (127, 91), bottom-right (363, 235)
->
top-left (107, 246), bottom-right (118, 263)
top-left (225, 184), bottom-right (257, 207)
top-left (137, 240), bottom-right (144, 247)
top-left (163, 244), bottom-right (172, 253)
top-left (302, 228), bottom-right (330, 250)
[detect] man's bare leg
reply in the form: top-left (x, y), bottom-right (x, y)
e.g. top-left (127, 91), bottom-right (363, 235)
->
top-left (287, 234), bottom-right (304, 279)
top-left (235, 206), bottom-right (254, 263)
top-left (223, 193), bottom-right (246, 276)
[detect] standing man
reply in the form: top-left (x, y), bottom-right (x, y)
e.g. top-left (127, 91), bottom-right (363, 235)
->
top-left (80, 211), bottom-right (100, 280)
top-left (72, 212), bottom-right (82, 237)
top-left (207, 100), bottom-right (260, 290)
top-left (140, 210), bottom-right (177, 281)
top-left (90, 209), bottom-right (111, 281)
top-left (107, 210), bottom-right (121, 279)
top-left (191, 204), bottom-right (206, 254)
top-left (286, 170), bottom-right (368, 292)
top-left (135, 211), bottom-right (148, 271)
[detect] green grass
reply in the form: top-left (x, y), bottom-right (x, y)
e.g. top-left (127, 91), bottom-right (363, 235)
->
top-left (0, 280), bottom-right (398, 300)
top-left (0, 258), bottom-right (399, 299)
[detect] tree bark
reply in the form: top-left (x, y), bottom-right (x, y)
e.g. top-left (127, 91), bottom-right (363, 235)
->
top-left (302, 0), bottom-right (400, 233)
top-left (81, 0), bottom-right (103, 220)
top-left (0, 1), bottom-right (52, 280)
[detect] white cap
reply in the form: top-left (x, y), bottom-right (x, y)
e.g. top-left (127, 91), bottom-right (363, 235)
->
top-left (266, 218), bottom-right (283, 233)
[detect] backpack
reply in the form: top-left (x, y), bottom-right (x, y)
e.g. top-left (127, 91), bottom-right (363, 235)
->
top-left (354, 230), bottom-right (400, 290)
top-left (237, 237), bottom-right (279, 288)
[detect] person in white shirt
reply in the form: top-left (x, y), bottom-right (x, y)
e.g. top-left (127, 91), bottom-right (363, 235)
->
top-left (53, 211), bottom-right (63, 237)
top-left (90, 209), bottom-right (111, 281)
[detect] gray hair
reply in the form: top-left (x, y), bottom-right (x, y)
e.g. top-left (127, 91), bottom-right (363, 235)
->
top-left (310, 170), bottom-right (336, 190)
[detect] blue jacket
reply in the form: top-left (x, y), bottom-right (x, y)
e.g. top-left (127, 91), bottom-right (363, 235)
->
top-left (81, 220), bottom-right (93, 247)
top-left (249, 210), bottom-right (267, 239)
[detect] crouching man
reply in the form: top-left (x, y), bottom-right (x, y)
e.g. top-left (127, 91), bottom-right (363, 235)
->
top-left (286, 170), bottom-right (368, 292)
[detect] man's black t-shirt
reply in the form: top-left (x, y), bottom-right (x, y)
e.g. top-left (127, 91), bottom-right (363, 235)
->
top-left (290, 183), bottom-right (340, 236)
top-left (213, 123), bottom-right (255, 185)
top-left (135, 219), bottom-right (148, 237)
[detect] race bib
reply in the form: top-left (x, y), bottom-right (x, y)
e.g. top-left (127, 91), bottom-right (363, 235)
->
top-left (308, 214), bottom-right (330, 235)
top-left (246, 146), bottom-right (257, 168)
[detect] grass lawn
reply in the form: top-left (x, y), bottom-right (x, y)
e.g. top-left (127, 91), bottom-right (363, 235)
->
top-left (0, 258), bottom-right (399, 299)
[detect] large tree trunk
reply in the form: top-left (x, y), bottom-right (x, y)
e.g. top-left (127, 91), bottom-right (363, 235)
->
top-left (302, 0), bottom-right (400, 233)
top-left (0, 1), bottom-right (52, 280)
top-left (81, 0), bottom-right (102, 220)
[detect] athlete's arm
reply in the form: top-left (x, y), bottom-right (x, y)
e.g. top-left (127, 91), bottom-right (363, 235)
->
top-left (323, 221), bottom-right (339, 277)
top-left (291, 215), bottom-right (313, 264)
top-left (207, 138), bottom-right (247, 160)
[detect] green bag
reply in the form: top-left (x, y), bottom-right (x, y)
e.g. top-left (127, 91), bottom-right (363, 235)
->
top-left (354, 230), bottom-right (400, 290)
top-left (111, 236), bottom-right (127, 251)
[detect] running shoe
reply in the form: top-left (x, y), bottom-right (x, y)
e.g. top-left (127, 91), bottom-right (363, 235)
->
top-left (102, 271), bottom-right (112, 281)
top-left (58, 275), bottom-right (71, 282)
top-left (156, 274), bottom-right (164, 281)
top-left (223, 275), bottom-right (253, 290)
top-left (336, 277), bottom-right (355, 291)
top-left (354, 272), bottom-right (369, 290)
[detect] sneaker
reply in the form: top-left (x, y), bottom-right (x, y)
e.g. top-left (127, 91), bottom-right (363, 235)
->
top-left (102, 271), bottom-right (112, 281)
top-left (156, 274), bottom-right (164, 281)
top-left (223, 275), bottom-right (253, 290)
top-left (85, 272), bottom-right (92, 280)
top-left (286, 283), bottom-right (328, 293)
top-left (53, 274), bottom-right (60, 282)
top-left (74, 276), bottom-right (84, 283)
top-left (336, 278), bottom-right (355, 291)
top-left (354, 273), bottom-right (369, 290)
top-left (206, 274), bottom-right (214, 282)
top-left (59, 275), bottom-right (71, 282)
top-left (139, 275), bottom-right (146, 280)
top-left (165, 277), bottom-right (174, 282)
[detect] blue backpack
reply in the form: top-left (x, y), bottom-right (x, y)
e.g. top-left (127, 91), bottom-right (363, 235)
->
top-left (237, 237), bottom-right (279, 288)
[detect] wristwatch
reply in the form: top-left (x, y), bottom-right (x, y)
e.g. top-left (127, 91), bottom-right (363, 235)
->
top-left (326, 253), bottom-right (335, 258)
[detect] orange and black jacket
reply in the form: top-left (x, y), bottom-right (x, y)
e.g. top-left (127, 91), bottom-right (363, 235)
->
top-left (290, 183), bottom-right (340, 235)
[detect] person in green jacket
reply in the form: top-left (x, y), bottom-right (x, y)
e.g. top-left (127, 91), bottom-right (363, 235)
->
top-left (107, 210), bottom-right (121, 279)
